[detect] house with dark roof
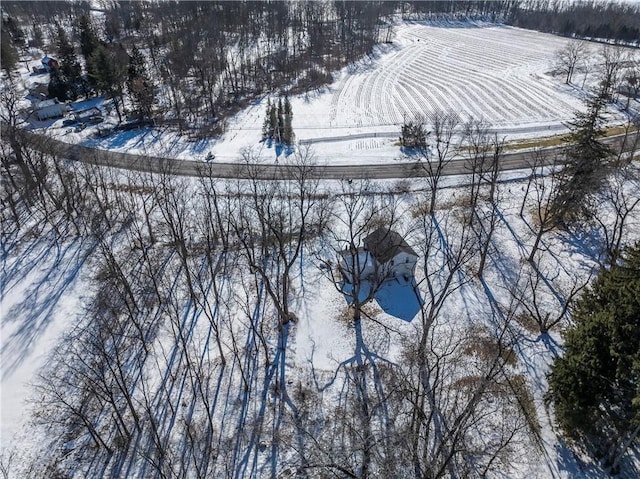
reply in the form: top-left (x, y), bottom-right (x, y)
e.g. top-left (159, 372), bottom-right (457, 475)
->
top-left (339, 228), bottom-right (418, 284)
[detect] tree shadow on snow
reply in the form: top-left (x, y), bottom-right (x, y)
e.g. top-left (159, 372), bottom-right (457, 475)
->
top-left (0, 238), bottom-right (91, 379)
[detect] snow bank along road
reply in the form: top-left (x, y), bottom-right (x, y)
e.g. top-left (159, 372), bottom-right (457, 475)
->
top-left (4, 125), bottom-right (638, 180)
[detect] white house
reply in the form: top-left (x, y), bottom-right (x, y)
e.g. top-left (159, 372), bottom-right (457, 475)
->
top-left (34, 98), bottom-right (68, 121)
top-left (339, 228), bottom-right (418, 284)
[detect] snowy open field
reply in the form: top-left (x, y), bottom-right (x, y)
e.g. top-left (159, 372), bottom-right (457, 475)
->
top-left (19, 21), bottom-right (637, 164)
top-left (219, 22), bottom-right (632, 162)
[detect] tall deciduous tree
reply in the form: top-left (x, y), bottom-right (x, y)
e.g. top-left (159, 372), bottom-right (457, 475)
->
top-left (554, 40), bottom-right (588, 85)
top-left (547, 243), bottom-right (640, 473)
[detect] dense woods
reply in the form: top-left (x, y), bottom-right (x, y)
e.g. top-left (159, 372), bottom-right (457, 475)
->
top-left (2, 0), bottom-right (637, 135)
top-left (510, 0), bottom-right (640, 45)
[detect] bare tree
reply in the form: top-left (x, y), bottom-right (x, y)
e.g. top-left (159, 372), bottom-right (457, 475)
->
top-left (417, 110), bottom-right (461, 215)
top-left (402, 310), bottom-right (536, 478)
top-left (555, 40), bottom-right (588, 85)
top-left (589, 162), bottom-right (640, 262)
top-left (509, 262), bottom-right (592, 335)
top-left (597, 45), bottom-right (625, 101)
top-left (523, 150), bottom-right (563, 263)
top-left (0, 90), bottom-right (37, 193)
top-left (310, 178), bottom-right (406, 478)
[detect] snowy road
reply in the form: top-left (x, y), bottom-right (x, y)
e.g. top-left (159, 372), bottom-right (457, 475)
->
top-left (4, 125), bottom-right (638, 180)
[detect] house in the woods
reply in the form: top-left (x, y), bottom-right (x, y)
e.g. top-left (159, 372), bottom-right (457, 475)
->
top-left (339, 228), bottom-right (418, 284)
top-left (34, 98), bottom-right (68, 121)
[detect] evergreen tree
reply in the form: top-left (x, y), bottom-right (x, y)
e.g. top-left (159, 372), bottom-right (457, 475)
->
top-left (2, 16), bottom-right (24, 47)
top-left (77, 14), bottom-right (101, 63)
top-left (127, 45), bottom-right (155, 119)
top-left (547, 243), bottom-right (640, 472)
top-left (0, 27), bottom-right (19, 79)
top-left (56, 26), bottom-right (82, 85)
top-left (400, 119), bottom-right (429, 149)
top-left (262, 97), bottom-right (272, 139)
top-left (269, 102), bottom-right (278, 140)
top-left (551, 93), bottom-right (613, 225)
top-left (31, 23), bottom-right (44, 49)
top-left (127, 45), bottom-right (148, 80)
top-left (283, 95), bottom-right (293, 144)
top-left (48, 69), bottom-right (71, 101)
top-left (277, 97), bottom-right (284, 143)
top-left (261, 96), bottom-right (293, 144)
top-left (89, 45), bottom-right (128, 122)
top-left (50, 26), bottom-right (82, 100)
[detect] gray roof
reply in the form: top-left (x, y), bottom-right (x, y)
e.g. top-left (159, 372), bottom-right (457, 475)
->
top-left (36, 98), bottom-right (60, 108)
top-left (363, 228), bottom-right (417, 264)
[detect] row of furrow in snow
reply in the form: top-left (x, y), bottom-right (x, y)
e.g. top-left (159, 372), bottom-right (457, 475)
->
top-left (409, 48), bottom-right (546, 121)
top-left (335, 30), bottom-right (566, 128)
top-left (322, 23), bottom-right (594, 137)
top-left (368, 45), bottom-right (424, 125)
top-left (401, 55), bottom-right (502, 123)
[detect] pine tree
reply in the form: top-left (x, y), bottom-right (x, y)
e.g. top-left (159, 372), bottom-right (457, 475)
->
top-left (48, 26), bottom-right (83, 100)
top-left (2, 16), bottom-right (24, 47)
top-left (283, 96), bottom-right (293, 144)
top-left (89, 46), bottom-right (128, 122)
top-left (127, 45), bottom-right (147, 80)
top-left (551, 93), bottom-right (613, 225)
top-left (31, 23), bottom-right (44, 49)
top-left (77, 14), bottom-right (101, 63)
top-left (127, 45), bottom-right (154, 119)
top-left (48, 69), bottom-right (70, 101)
top-left (547, 242), bottom-right (640, 471)
top-left (269, 103), bottom-right (278, 140)
top-left (262, 97), bottom-right (272, 139)
top-left (56, 26), bottom-right (82, 85)
top-left (0, 27), bottom-right (19, 79)
top-left (277, 97), bottom-right (284, 143)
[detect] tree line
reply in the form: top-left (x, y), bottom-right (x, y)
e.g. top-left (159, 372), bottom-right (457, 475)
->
top-left (509, 0), bottom-right (640, 45)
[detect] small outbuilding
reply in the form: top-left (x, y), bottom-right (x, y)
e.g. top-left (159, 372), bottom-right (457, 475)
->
top-left (27, 83), bottom-right (49, 102)
top-left (73, 107), bottom-right (103, 124)
top-left (339, 228), bottom-right (418, 284)
top-left (34, 98), bottom-right (68, 121)
top-left (41, 55), bottom-right (59, 71)
top-left (618, 84), bottom-right (640, 99)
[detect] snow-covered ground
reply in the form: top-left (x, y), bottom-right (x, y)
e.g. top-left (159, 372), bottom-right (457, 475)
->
top-left (2, 164), bottom-right (639, 477)
top-left (13, 21), bottom-right (638, 165)
top-left (2, 20), bottom-right (640, 479)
